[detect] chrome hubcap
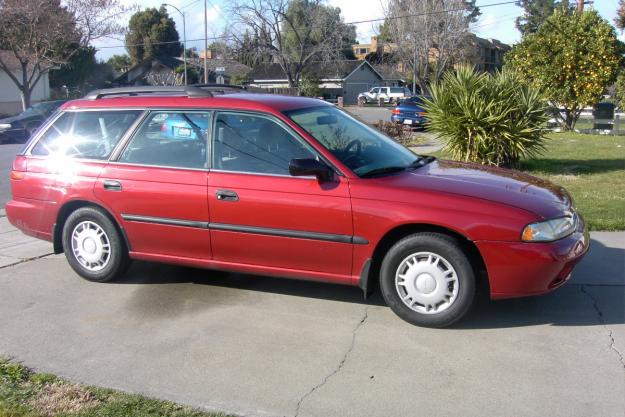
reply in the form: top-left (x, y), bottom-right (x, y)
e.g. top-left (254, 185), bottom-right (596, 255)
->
top-left (395, 252), bottom-right (459, 314)
top-left (71, 221), bottom-right (110, 272)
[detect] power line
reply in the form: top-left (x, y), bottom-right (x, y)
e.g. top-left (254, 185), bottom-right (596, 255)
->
top-left (96, 35), bottom-right (231, 49)
top-left (95, 0), bottom-right (519, 51)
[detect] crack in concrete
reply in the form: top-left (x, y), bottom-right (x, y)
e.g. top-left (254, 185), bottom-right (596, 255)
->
top-left (294, 306), bottom-right (369, 417)
top-left (580, 285), bottom-right (625, 372)
top-left (0, 252), bottom-right (55, 270)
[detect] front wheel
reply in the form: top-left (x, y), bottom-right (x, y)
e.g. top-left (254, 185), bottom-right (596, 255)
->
top-left (379, 233), bottom-right (475, 328)
top-left (62, 207), bottom-right (130, 282)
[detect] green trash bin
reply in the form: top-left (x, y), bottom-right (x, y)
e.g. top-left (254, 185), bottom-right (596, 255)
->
top-left (593, 102), bottom-right (615, 130)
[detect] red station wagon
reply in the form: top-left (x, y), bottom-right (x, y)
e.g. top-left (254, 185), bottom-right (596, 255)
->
top-left (6, 86), bottom-right (590, 327)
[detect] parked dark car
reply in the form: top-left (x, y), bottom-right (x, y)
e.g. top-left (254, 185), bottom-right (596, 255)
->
top-left (391, 95), bottom-right (430, 128)
top-left (0, 100), bottom-right (67, 144)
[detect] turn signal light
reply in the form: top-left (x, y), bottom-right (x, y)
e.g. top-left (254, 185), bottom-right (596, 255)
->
top-left (10, 170), bottom-right (25, 180)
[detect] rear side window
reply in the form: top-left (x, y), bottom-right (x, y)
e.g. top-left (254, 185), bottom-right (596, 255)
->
top-left (31, 110), bottom-right (140, 159)
top-left (119, 111), bottom-right (209, 169)
top-left (390, 87), bottom-right (404, 93)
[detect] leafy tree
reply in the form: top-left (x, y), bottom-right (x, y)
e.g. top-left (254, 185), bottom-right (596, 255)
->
top-left (50, 46), bottom-right (114, 95)
top-left (423, 65), bottom-right (548, 168)
top-left (125, 7), bottom-right (183, 64)
top-left (377, 20), bottom-right (393, 43)
top-left (0, 0), bottom-right (129, 109)
top-left (615, 72), bottom-right (625, 110)
top-left (299, 72), bottom-right (321, 97)
top-left (175, 65), bottom-right (199, 84)
top-left (107, 54), bottom-right (132, 73)
top-left (506, 9), bottom-right (620, 130)
top-left (184, 47), bottom-right (199, 59)
top-left (616, 0), bottom-right (625, 31)
top-left (515, 0), bottom-right (570, 35)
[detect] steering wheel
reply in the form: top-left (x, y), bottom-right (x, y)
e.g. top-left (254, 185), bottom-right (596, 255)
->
top-left (341, 139), bottom-right (364, 168)
top-left (344, 139), bottom-right (362, 155)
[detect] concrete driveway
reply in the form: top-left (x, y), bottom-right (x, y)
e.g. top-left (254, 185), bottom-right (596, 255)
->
top-left (0, 213), bottom-right (623, 417)
top-left (0, 144), bottom-right (23, 207)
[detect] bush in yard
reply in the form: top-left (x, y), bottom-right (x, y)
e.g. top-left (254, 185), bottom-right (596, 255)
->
top-left (422, 65), bottom-right (548, 168)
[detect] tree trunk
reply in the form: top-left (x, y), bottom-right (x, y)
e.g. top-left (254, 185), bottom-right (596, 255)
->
top-left (20, 62), bottom-right (31, 111)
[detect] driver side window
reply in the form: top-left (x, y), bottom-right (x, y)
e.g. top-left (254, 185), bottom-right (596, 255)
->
top-left (212, 112), bottom-right (316, 175)
top-left (31, 111), bottom-right (140, 159)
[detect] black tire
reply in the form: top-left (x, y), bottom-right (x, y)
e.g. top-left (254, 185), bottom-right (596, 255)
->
top-left (62, 206), bottom-right (130, 282)
top-left (379, 233), bottom-right (475, 328)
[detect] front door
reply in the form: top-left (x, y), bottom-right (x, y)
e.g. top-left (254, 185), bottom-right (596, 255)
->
top-left (94, 110), bottom-right (211, 261)
top-left (207, 111), bottom-right (353, 282)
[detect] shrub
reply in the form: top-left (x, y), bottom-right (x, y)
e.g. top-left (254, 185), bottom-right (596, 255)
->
top-left (423, 65), bottom-right (548, 168)
top-left (372, 120), bottom-right (415, 146)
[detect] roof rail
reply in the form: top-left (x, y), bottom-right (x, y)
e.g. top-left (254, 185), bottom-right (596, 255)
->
top-left (83, 86), bottom-right (213, 100)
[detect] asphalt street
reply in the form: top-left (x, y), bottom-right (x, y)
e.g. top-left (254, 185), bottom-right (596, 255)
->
top-left (0, 212), bottom-right (623, 417)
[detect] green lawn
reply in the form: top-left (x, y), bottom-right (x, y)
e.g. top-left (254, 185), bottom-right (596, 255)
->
top-left (434, 133), bottom-right (625, 231)
top-left (0, 357), bottom-right (231, 417)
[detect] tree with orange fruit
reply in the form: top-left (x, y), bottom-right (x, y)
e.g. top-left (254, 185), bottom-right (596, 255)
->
top-left (506, 9), bottom-right (620, 130)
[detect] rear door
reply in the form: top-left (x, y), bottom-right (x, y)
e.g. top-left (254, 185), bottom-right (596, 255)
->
top-left (94, 110), bottom-right (211, 261)
top-left (206, 111), bottom-right (354, 282)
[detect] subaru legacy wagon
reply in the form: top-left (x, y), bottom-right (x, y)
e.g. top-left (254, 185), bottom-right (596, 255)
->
top-left (6, 86), bottom-right (589, 327)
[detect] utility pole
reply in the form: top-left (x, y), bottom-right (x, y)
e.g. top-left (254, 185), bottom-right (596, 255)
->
top-left (204, 0), bottom-right (208, 84)
top-left (577, 0), bottom-right (584, 13)
top-left (163, 3), bottom-right (187, 85)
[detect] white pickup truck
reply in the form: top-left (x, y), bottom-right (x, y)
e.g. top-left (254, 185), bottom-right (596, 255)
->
top-left (358, 86), bottom-right (411, 104)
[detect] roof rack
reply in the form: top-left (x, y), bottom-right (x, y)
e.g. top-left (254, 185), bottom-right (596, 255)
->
top-left (84, 86), bottom-right (213, 100)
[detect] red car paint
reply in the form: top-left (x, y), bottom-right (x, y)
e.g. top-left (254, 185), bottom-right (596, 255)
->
top-left (6, 93), bottom-right (589, 299)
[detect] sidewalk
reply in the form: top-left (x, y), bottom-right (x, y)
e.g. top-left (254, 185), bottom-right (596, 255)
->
top-left (0, 209), bottom-right (54, 268)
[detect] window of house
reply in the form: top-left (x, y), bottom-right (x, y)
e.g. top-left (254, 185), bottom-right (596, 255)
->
top-left (119, 111), bottom-right (209, 169)
top-left (31, 110), bottom-right (141, 159)
top-left (212, 112), bottom-right (316, 176)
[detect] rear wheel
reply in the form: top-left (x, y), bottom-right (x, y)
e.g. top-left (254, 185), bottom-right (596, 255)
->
top-left (380, 233), bottom-right (475, 328)
top-left (62, 207), bottom-right (130, 282)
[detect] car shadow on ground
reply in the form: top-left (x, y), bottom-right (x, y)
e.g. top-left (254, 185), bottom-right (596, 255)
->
top-left (114, 238), bottom-right (624, 329)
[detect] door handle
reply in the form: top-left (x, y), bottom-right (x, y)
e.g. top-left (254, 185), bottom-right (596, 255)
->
top-left (215, 189), bottom-right (238, 201)
top-left (103, 180), bottom-right (122, 191)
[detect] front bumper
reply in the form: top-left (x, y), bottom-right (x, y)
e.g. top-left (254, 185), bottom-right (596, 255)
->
top-left (476, 214), bottom-right (590, 299)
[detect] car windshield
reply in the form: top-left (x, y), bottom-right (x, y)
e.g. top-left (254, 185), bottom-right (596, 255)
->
top-left (284, 105), bottom-right (420, 177)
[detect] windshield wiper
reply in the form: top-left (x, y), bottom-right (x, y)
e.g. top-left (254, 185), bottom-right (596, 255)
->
top-left (410, 155), bottom-right (436, 168)
top-left (359, 166), bottom-right (408, 178)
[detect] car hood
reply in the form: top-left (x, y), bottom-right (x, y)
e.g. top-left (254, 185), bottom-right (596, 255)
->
top-left (397, 159), bottom-right (570, 219)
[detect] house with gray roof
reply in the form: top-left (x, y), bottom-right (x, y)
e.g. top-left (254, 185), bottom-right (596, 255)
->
top-left (248, 60), bottom-right (404, 104)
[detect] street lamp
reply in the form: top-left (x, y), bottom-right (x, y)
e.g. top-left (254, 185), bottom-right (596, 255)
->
top-left (162, 3), bottom-right (187, 85)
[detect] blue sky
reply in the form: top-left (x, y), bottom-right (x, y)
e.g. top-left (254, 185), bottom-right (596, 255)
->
top-left (93, 0), bottom-right (623, 61)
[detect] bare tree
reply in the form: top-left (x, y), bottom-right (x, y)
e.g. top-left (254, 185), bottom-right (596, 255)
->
top-left (0, 0), bottom-right (133, 110)
top-left (385, 0), bottom-right (476, 94)
top-left (146, 70), bottom-right (184, 86)
top-left (228, 0), bottom-right (355, 87)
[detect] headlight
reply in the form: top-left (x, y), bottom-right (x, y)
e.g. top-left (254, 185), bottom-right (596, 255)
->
top-left (0, 123), bottom-right (11, 131)
top-left (521, 215), bottom-right (576, 242)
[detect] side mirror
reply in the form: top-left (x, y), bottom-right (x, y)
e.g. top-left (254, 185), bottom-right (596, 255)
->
top-left (289, 158), bottom-right (333, 182)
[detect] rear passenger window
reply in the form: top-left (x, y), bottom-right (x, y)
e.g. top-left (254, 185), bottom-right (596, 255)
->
top-left (213, 112), bottom-right (316, 175)
top-left (119, 111), bottom-right (209, 169)
top-left (31, 111), bottom-right (140, 159)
